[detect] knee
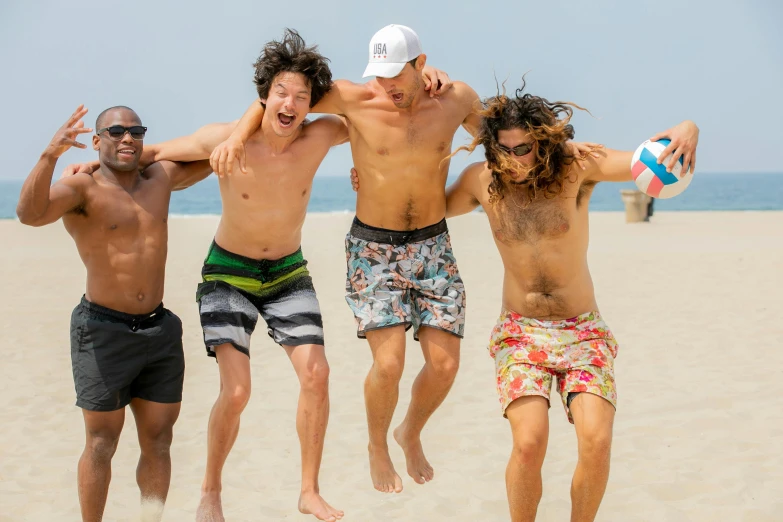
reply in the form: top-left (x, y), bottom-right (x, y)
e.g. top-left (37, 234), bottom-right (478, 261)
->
top-left (139, 427), bottom-right (173, 457)
top-left (221, 383), bottom-right (251, 414)
top-left (86, 432), bottom-right (120, 462)
top-left (301, 361), bottom-right (330, 396)
top-left (510, 434), bottom-right (548, 468)
top-left (430, 353), bottom-right (459, 382)
top-left (579, 430), bottom-right (613, 463)
top-left (372, 356), bottom-right (404, 384)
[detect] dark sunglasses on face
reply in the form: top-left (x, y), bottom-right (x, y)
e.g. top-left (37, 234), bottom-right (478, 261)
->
top-left (498, 142), bottom-right (534, 157)
top-left (96, 125), bottom-right (147, 141)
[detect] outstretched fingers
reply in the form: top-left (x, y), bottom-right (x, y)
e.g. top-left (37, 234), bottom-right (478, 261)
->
top-left (65, 105), bottom-right (88, 128)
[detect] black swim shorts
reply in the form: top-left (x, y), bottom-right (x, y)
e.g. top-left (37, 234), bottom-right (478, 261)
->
top-left (69, 296), bottom-right (185, 412)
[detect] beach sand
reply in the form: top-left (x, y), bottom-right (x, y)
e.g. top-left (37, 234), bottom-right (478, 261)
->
top-left (1, 211), bottom-right (781, 521)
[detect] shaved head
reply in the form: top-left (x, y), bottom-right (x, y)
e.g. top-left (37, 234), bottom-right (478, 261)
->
top-left (95, 106), bottom-right (139, 130)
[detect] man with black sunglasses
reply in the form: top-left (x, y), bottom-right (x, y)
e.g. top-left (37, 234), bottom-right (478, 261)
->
top-left (16, 104), bottom-right (212, 522)
top-left (97, 122), bottom-right (148, 141)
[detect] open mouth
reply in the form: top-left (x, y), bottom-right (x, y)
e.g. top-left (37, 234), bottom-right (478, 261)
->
top-left (390, 92), bottom-right (404, 103)
top-left (117, 148), bottom-right (136, 159)
top-left (277, 112), bottom-right (296, 128)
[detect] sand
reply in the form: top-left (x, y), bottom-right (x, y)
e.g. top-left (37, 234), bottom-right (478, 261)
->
top-left (1, 210), bottom-right (781, 521)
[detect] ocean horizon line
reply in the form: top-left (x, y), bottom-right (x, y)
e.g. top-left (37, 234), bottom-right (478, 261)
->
top-left (4, 172), bottom-right (783, 217)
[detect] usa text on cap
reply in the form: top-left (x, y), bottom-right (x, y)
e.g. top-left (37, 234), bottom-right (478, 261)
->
top-left (362, 24), bottom-right (423, 79)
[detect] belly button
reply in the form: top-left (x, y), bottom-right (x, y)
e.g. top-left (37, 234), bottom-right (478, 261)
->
top-left (242, 193), bottom-right (249, 200)
top-left (137, 293), bottom-right (145, 301)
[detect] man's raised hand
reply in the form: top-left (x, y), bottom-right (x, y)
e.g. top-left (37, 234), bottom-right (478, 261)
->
top-left (44, 105), bottom-right (93, 159)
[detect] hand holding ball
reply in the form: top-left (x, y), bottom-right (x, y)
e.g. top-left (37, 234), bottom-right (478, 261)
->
top-left (630, 139), bottom-right (693, 199)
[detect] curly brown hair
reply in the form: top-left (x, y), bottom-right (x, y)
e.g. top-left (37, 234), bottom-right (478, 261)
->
top-left (453, 78), bottom-right (587, 205)
top-left (253, 28), bottom-right (332, 108)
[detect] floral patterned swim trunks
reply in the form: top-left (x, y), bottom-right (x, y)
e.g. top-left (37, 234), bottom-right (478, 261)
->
top-left (345, 217), bottom-right (466, 340)
top-left (488, 310), bottom-right (618, 423)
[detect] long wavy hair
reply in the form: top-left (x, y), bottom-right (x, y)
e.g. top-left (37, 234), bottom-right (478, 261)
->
top-left (453, 78), bottom-right (587, 205)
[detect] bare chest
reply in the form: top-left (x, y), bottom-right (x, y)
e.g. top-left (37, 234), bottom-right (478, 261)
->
top-left (221, 153), bottom-right (316, 211)
top-left (350, 106), bottom-right (460, 158)
top-left (65, 182), bottom-right (170, 243)
top-left (488, 198), bottom-right (573, 244)
top-left (481, 173), bottom-right (598, 244)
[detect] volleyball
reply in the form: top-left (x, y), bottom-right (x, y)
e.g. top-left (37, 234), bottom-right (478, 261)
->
top-left (630, 139), bottom-right (692, 199)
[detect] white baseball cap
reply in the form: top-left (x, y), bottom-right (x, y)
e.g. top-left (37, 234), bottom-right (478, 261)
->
top-left (362, 24), bottom-right (423, 78)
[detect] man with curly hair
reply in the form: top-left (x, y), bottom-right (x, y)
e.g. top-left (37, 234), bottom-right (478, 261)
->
top-left (214, 24), bottom-right (600, 496)
top-left (178, 30), bottom-right (346, 522)
top-left (207, 24), bottom-right (478, 496)
top-left (66, 28), bottom-right (353, 521)
top-left (444, 82), bottom-right (699, 522)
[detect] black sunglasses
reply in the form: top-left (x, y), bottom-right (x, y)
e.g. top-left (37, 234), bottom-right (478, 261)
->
top-left (96, 125), bottom-right (147, 141)
top-left (498, 142), bottom-right (534, 157)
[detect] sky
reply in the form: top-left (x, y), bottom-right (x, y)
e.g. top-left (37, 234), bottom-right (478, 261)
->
top-left (1, 0), bottom-right (781, 180)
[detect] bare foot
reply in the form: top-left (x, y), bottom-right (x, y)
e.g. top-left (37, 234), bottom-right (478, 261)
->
top-left (393, 424), bottom-right (434, 484)
top-left (368, 444), bottom-right (403, 493)
top-left (196, 491), bottom-right (224, 522)
top-left (140, 497), bottom-right (165, 522)
top-left (298, 490), bottom-right (344, 521)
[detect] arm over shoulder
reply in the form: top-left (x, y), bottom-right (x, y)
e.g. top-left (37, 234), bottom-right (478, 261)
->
top-left (311, 79), bottom-right (370, 115)
top-left (151, 121), bottom-right (236, 164)
top-left (446, 161), bottom-right (484, 218)
top-left (310, 115), bottom-right (349, 147)
top-left (452, 81), bottom-right (482, 136)
top-left (153, 159), bottom-right (213, 191)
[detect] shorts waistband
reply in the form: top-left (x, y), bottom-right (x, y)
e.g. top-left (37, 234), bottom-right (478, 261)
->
top-left (79, 296), bottom-right (165, 329)
top-left (204, 241), bottom-right (306, 278)
top-left (501, 309), bottom-right (603, 329)
top-left (349, 217), bottom-right (448, 246)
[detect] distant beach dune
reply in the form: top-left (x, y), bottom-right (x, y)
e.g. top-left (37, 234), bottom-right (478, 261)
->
top-left (1, 211), bottom-right (781, 521)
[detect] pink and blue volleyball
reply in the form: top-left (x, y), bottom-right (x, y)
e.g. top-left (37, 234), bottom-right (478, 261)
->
top-left (630, 139), bottom-right (692, 199)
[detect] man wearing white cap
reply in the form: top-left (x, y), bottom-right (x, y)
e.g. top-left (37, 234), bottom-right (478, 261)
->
top-left (210, 24), bottom-right (596, 495)
top-left (363, 24), bottom-right (423, 78)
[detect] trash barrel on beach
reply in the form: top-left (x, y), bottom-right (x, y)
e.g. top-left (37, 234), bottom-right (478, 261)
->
top-left (620, 189), bottom-right (652, 223)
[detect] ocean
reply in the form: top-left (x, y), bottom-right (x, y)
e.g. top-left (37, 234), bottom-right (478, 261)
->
top-left (2, 173), bottom-right (782, 219)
